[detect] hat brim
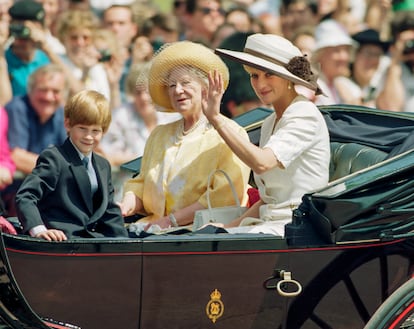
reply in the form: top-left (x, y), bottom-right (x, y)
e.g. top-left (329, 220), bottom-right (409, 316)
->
top-left (352, 37), bottom-right (390, 52)
top-left (149, 42), bottom-right (229, 112)
top-left (215, 48), bottom-right (319, 92)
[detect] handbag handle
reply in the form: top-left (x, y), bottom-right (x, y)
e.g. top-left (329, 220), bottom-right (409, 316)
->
top-left (206, 169), bottom-right (242, 215)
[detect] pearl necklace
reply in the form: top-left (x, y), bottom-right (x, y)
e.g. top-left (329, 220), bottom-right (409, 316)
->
top-left (175, 116), bottom-right (208, 144)
top-left (182, 116), bottom-right (207, 135)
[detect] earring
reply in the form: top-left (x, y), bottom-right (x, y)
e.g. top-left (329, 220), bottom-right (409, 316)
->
top-left (288, 83), bottom-right (292, 90)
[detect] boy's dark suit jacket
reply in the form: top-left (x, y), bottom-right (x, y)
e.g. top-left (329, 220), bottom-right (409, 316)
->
top-left (16, 138), bottom-right (128, 238)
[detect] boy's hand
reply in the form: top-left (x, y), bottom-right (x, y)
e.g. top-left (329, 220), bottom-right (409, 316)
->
top-left (36, 229), bottom-right (67, 241)
top-left (0, 166), bottom-right (12, 190)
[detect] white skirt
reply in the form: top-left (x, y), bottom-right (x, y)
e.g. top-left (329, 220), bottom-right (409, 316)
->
top-left (225, 203), bottom-right (295, 236)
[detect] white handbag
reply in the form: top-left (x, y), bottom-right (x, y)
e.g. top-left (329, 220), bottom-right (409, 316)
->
top-left (193, 169), bottom-right (247, 230)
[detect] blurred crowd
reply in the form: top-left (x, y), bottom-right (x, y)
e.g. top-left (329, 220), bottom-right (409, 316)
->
top-left (1, 0), bottom-right (414, 215)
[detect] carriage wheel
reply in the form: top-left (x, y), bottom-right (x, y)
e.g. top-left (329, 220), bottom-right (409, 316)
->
top-left (284, 244), bottom-right (414, 328)
top-left (363, 277), bottom-right (414, 329)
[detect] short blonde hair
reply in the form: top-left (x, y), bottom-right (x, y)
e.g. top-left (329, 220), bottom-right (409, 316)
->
top-left (64, 90), bottom-right (111, 133)
top-left (56, 9), bottom-right (100, 43)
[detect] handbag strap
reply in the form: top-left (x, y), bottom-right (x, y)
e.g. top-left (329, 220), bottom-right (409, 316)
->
top-left (206, 169), bottom-right (241, 211)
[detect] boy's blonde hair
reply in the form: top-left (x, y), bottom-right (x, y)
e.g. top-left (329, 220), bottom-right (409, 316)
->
top-left (64, 90), bottom-right (111, 133)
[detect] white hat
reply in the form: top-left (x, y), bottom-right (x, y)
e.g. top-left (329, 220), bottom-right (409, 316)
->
top-left (314, 19), bottom-right (354, 51)
top-left (215, 33), bottom-right (323, 94)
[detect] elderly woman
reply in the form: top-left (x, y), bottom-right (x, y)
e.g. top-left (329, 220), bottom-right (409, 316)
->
top-left (118, 41), bottom-right (250, 230)
top-left (311, 19), bottom-right (355, 105)
top-left (203, 33), bottom-right (330, 236)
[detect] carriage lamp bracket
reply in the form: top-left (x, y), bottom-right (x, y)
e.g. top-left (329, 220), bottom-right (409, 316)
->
top-left (263, 269), bottom-right (302, 297)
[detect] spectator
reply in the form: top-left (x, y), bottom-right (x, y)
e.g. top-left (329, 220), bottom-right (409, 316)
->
top-left (171, 0), bottom-right (188, 40)
top-left (0, 0), bottom-right (11, 106)
top-left (56, 9), bottom-right (111, 104)
top-left (0, 107), bottom-right (14, 193)
top-left (0, 0), bottom-right (11, 23)
top-left (0, 0), bottom-right (12, 48)
top-left (89, 0), bottom-right (135, 18)
top-left (290, 25), bottom-right (318, 100)
top-left (5, 1), bottom-right (88, 103)
top-left (102, 4), bottom-right (139, 104)
top-left (16, 90), bottom-right (128, 241)
top-left (364, 0), bottom-right (393, 40)
top-left (312, 19), bottom-right (355, 105)
top-left (225, 5), bottom-right (255, 32)
top-left (183, 0), bottom-right (225, 46)
top-left (129, 34), bottom-right (154, 66)
top-left (140, 12), bottom-right (180, 51)
top-left (280, 0), bottom-right (318, 40)
top-left (210, 22), bottom-right (238, 49)
top-left (101, 4), bottom-right (138, 61)
top-left (118, 41), bottom-right (250, 231)
top-left (2, 64), bottom-right (67, 216)
top-left (35, 0), bottom-right (66, 54)
top-left (6, 0), bottom-right (51, 97)
top-left (346, 28), bottom-right (392, 108)
top-left (101, 62), bottom-right (180, 166)
top-left (204, 33), bottom-right (329, 236)
top-left (100, 62), bottom-right (180, 200)
top-left (291, 25), bottom-right (316, 60)
top-left (126, 6), bottom-right (173, 66)
top-left (67, 0), bottom-right (90, 11)
top-left (317, 0), bottom-right (365, 35)
top-left (376, 7), bottom-right (414, 112)
top-left (93, 28), bottom-right (124, 110)
top-left (257, 12), bottom-right (282, 35)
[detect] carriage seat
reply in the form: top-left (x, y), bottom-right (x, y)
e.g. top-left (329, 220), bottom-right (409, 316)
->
top-left (329, 142), bottom-right (388, 181)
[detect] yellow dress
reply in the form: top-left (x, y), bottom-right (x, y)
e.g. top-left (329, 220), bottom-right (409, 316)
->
top-left (124, 116), bottom-right (251, 223)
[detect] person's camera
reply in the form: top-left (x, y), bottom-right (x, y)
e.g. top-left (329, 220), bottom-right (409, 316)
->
top-left (9, 23), bottom-right (30, 38)
top-left (98, 49), bottom-right (112, 62)
top-left (403, 40), bottom-right (414, 54)
top-left (151, 39), bottom-right (164, 52)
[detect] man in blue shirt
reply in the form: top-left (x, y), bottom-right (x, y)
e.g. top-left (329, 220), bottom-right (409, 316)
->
top-left (1, 64), bottom-right (67, 216)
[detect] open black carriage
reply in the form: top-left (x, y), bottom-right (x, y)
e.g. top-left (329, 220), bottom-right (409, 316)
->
top-left (1, 105), bottom-right (414, 329)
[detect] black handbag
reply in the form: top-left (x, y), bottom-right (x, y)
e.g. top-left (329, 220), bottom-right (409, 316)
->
top-left (301, 150), bottom-right (414, 244)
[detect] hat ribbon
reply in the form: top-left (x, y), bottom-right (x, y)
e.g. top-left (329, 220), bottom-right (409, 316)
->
top-left (244, 48), bottom-right (287, 68)
top-left (245, 48), bottom-right (323, 95)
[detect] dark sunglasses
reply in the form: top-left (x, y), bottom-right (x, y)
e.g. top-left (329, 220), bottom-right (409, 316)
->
top-left (196, 6), bottom-right (226, 16)
top-left (173, 0), bottom-right (186, 8)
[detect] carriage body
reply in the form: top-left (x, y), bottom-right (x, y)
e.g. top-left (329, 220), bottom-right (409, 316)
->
top-left (2, 105), bottom-right (414, 329)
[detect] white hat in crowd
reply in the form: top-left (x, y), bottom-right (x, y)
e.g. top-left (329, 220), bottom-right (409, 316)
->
top-left (314, 19), bottom-right (354, 52)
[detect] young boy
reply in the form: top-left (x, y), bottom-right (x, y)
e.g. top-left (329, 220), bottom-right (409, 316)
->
top-left (16, 90), bottom-right (128, 241)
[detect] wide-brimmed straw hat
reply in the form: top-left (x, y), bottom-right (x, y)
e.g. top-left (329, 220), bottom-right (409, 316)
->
top-left (215, 33), bottom-right (322, 94)
top-left (148, 41), bottom-right (229, 111)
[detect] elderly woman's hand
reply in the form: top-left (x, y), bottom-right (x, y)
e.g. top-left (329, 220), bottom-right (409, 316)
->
top-left (144, 216), bottom-right (171, 231)
top-left (118, 191), bottom-right (138, 217)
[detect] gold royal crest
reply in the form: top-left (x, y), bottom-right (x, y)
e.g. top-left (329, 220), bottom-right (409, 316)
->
top-left (206, 289), bottom-right (224, 323)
